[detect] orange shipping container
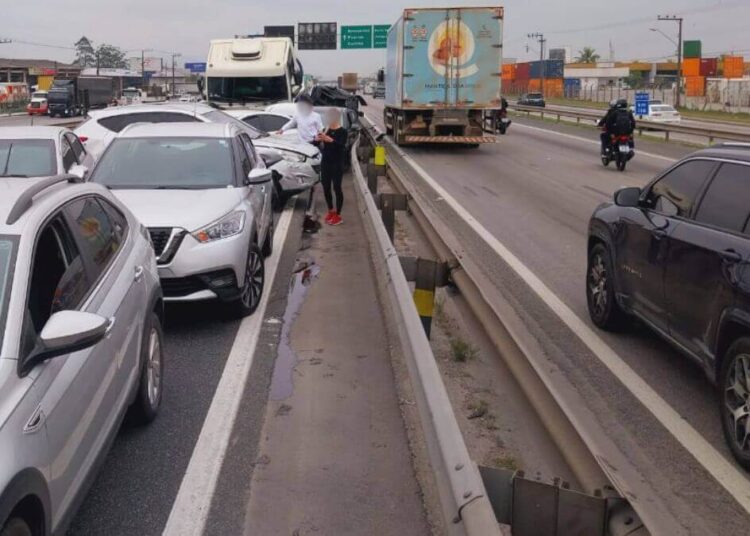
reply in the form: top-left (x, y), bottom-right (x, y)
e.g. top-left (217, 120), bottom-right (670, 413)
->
top-left (527, 78), bottom-right (563, 97)
top-left (724, 56), bottom-right (745, 78)
top-left (683, 58), bottom-right (701, 77)
top-left (502, 63), bottom-right (517, 80)
top-left (685, 76), bottom-right (706, 97)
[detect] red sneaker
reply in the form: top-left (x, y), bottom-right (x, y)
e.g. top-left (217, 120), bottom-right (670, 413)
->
top-left (324, 209), bottom-right (336, 224)
top-left (330, 212), bottom-right (343, 226)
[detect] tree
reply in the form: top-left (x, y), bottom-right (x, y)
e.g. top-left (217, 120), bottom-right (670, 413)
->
top-left (575, 46), bottom-right (600, 64)
top-left (74, 37), bottom-right (96, 68)
top-left (95, 44), bottom-right (129, 69)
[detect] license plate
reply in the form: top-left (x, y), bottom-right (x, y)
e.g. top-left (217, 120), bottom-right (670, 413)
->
top-left (619, 144), bottom-right (630, 153)
top-left (501, 118), bottom-right (510, 124)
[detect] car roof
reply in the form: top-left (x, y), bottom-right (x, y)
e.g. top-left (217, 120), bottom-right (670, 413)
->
top-left (0, 126), bottom-right (68, 140)
top-left (88, 102), bottom-right (215, 120)
top-left (0, 176), bottom-right (108, 234)
top-left (117, 121), bottom-right (235, 139)
top-left (688, 143), bottom-right (750, 163)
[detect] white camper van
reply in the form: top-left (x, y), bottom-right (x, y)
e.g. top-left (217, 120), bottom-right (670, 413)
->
top-left (204, 37), bottom-right (303, 106)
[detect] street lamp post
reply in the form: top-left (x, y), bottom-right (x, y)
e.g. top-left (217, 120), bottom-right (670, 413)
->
top-left (527, 32), bottom-right (547, 95)
top-left (656, 15), bottom-right (684, 107)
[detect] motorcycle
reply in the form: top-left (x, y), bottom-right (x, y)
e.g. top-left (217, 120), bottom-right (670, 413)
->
top-left (601, 132), bottom-right (634, 172)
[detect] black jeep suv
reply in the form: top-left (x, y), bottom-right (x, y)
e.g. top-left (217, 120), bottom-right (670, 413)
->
top-left (586, 144), bottom-right (750, 467)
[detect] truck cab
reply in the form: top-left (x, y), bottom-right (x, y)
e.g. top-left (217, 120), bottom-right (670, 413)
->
top-left (204, 37), bottom-right (303, 106)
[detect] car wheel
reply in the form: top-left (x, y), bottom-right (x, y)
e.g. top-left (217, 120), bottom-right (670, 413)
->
top-left (720, 338), bottom-right (750, 469)
top-left (129, 312), bottom-right (164, 424)
top-left (0, 518), bottom-right (32, 536)
top-left (262, 217), bottom-right (274, 258)
top-left (233, 243), bottom-right (264, 317)
top-left (586, 243), bottom-right (626, 330)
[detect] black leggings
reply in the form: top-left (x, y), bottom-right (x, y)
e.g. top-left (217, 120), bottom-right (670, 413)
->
top-left (322, 168), bottom-right (343, 213)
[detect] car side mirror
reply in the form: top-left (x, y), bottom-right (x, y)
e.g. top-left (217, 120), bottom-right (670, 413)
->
top-left (21, 311), bottom-right (108, 376)
top-left (247, 168), bottom-right (272, 185)
top-left (613, 186), bottom-right (641, 208)
top-left (69, 164), bottom-right (88, 180)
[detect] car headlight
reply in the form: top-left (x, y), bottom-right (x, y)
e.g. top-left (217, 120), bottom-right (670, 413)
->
top-left (192, 211), bottom-right (245, 243)
top-left (279, 151), bottom-right (306, 163)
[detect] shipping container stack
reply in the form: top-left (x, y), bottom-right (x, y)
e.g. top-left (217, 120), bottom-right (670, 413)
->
top-left (722, 56), bottom-right (745, 79)
top-left (683, 40), bottom-right (707, 97)
top-left (527, 59), bottom-right (564, 98)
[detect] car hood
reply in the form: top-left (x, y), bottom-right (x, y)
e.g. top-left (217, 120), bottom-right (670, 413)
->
top-left (111, 188), bottom-right (244, 231)
top-left (254, 137), bottom-right (319, 158)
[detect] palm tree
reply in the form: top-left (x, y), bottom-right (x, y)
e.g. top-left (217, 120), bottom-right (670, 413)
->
top-left (575, 46), bottom-right (600, 63)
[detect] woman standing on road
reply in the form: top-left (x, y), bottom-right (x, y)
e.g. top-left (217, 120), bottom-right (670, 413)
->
top-left (316, 108), bottom-right (347, 226)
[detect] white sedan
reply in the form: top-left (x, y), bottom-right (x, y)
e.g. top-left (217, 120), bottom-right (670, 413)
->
top-left (638, 104), bottom-right (682, 124)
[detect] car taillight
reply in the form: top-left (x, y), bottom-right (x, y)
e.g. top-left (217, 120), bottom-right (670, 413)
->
top-left (79, 136), bottom-right (88, 143)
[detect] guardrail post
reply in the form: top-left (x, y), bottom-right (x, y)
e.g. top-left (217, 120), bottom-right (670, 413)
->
top-left (367, 160), bottom-right (384, 195)
top-left (664, 131), bottom-right (670, 143)
top-left (380, 192), bottom-right (395, 239)
top-left (399, 256), bottom-right (450, 338)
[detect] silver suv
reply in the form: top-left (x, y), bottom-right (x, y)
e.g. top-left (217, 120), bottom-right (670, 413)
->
top-left (89, 122), bottom-right (273, 317)
top-left (0, 174), bottom-right (163, 535)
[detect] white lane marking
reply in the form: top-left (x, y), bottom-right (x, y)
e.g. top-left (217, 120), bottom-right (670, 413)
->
top-left (163, 206), bottom-right (295, 536)
top-left (513, 122), bottom-right (678, 164)
top-left (391, 143), bottom-right (750, 514)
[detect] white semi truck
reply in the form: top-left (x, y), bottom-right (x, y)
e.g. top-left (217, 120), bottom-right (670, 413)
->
top-left (203, 37), bottom-right (304, 106)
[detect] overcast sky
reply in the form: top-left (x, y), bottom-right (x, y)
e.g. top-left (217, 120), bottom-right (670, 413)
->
top-left (2, 0), bottom-right (749, 78)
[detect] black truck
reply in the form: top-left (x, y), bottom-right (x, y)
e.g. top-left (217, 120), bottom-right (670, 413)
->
top-left (47, 76), bottom-right (115, 117)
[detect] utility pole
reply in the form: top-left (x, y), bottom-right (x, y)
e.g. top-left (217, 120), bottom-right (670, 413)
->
top-left (657, 15), bottom-right (684, 107)
top-left (528, 33), bottom-right (546, 95)
top-left (96, 49), bottom-right (100, 76)
top-left (142, 50), bottom-right (146, 90)
top-left (171, 53), bottom-right (181, 98)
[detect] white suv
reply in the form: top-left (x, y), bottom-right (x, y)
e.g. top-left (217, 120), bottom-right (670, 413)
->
top-left (88, 122), bottom-right (273, 316)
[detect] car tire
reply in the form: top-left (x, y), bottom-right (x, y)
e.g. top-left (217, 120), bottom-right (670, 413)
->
top-left (262, 217), bottom-right (274, 258)
top-left (586, 243), bottom-right (627, 330)
top-left (0, 518), bottom-right (32, 536)
top-left (128, 312), bottom-right (164, 425)
top-left (720, 337), bottom-right (750, 469)
top-left (232, 243), bottom-right (265, 318)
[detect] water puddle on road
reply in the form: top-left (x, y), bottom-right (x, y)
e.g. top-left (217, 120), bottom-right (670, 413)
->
top-left (269, 260), bottom-right (320, 401)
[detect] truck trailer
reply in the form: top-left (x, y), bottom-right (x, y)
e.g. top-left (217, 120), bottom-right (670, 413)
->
top-left (47, 76), bottom-right (115, 117)
top-left (384, 6), bottom-right (503, 145)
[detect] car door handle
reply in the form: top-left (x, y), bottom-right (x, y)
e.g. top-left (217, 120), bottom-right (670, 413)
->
top-left (134, 265), bottom-right (144, 282)
top-left (721, 249), bottom-right (743, 264)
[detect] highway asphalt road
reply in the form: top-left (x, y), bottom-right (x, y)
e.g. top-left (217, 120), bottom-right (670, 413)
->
top-left (363, 97), bottom-right (750, 533)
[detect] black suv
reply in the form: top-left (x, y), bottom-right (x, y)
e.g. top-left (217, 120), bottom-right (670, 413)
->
top-left (586, 144), bottom-right (750, 467)
top-left (518, 93), bottom-right (546, 107)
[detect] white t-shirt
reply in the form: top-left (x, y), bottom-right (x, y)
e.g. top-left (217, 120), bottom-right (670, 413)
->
top-left (281, 111), bottom-right (324, 143)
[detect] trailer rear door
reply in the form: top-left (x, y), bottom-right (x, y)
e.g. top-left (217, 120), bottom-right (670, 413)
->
top-left (401, 7), bottom-right (503, 109)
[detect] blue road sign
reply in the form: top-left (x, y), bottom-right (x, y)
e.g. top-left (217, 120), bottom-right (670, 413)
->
top-left (184, 62), bottom-right (207, 73)
top-left (635, 92), bottom-right (650, 116)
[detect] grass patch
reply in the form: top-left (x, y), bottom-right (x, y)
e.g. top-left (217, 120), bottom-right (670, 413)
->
top-left (450, 337), bottom-right (478, 363)
top-left (492, 454), bottom-right (520, 472)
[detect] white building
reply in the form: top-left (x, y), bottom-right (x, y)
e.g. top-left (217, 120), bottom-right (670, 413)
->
top-left (564, 65), bottom-right (630, 90)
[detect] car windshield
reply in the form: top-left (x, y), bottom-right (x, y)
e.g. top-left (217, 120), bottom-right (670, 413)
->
top-left (207, 76), bottom-right (289, 104)
top-left (89, 137), bottom-right (235, 189)
top-left (528, 93), bottom-right (543, 99)
top-left (201, 110), bottom-right (267, 139)
top-left (0, 139), bottom-right (56, 177)
top-left (31, 92), bottom-right (47, 99)
top-left (123, 89), bottom-right (140, 97)
top-left (0, 238), bottom-right (16, 352)
top-left (652, 105), bottom-right (676, 112)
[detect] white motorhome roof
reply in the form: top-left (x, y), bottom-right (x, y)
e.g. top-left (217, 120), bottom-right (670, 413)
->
top-left (207, 38), bottom-right (291, 78)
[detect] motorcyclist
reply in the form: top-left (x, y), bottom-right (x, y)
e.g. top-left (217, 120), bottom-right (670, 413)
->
top-left (598, 98), bottom-right (636, 156)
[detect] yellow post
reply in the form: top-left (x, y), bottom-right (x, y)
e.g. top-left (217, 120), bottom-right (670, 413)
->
top-left (374, 145), bottom-right (386, 166)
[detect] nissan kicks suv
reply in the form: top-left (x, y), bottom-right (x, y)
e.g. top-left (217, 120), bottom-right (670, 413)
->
top-left (0, 174), bottom-right (163, 535)
top-left (89, 122), bottom-right (273, 317)
top-left (586, 144), bottom-right (750, 467)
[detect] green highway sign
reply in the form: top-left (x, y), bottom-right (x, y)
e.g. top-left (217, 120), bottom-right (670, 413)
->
top-left (373, 25), bottom-right (390, 48)
top-left (341, 25), bottom-right (372, 49)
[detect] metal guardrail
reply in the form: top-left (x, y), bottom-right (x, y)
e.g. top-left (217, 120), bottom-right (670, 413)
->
top-left (349, 140), bottom-right (502, 536)
top-left (357, 118), bottom-right (658, 536)
top-left (510, 102), bottom-right (750, 144)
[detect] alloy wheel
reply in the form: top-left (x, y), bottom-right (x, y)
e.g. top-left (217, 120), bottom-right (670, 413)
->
top-left (724, 353), bottom-right (750, 454)
top-left (241, 249), bottom-right (264, 310)
top-left (588, 253), bottom-right (608, 318)
top-left (146, 328), bottom-right (162, 407)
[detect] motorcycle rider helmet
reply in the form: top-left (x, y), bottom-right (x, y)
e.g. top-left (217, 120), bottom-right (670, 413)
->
top-left (609, 99), bottom-right (618, 108)
top-left (615, 98), bottom-right (628, 109)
